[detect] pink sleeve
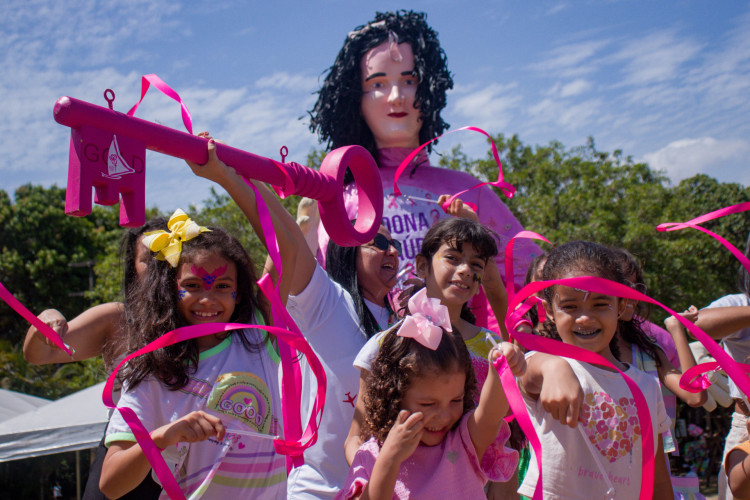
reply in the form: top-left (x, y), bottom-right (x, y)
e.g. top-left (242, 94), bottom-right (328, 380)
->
top-left (641, 319), bottom-right (680, 369)
top-left (479, 418), bottom-right (519, 482)
top-left (336, 443), bottom-right (377, 500)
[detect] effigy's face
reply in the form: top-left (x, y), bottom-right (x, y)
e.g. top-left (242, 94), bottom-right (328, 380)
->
top-left (360, 41), bottom-right (422, 149)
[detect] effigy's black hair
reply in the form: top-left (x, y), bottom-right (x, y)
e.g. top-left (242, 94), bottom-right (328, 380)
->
top-left (309, 10), bottom-right (453, 161)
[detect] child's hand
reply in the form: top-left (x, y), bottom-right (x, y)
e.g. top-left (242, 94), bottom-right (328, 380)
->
top-left (539, 357), bottom-right (584, 428)
top-left (438, 194), bottom-right (478, 222)
top-left (151, 411), bottom-right (226, 449)
top-left (379, 410), bottom-right (424, 465)
top-left (491, 343), bottom-right (526, 377)
top-left (665, 305), bottom-right (698, 335)
top-left (185, 132), bottom-right (238, 186)
top-left (33, 309), bottom-right (68, 347)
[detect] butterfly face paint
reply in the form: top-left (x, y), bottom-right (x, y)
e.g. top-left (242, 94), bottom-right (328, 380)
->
top-left (176, 256), bottom-right (238, 326)
top-left (192, 264), bottom-right (229, 290)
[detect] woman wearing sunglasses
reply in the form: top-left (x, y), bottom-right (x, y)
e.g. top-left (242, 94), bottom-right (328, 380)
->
top-left (285, 221), bottom-right (402, 499)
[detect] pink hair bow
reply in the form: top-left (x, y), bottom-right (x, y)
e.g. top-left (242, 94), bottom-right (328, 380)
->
top-left (397, 288), bottom-right (452, 350)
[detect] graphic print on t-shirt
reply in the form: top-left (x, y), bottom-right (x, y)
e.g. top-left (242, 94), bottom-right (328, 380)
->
top-left (580, 391), bottom-right (641, 463)
top-left (206, 371), bottom-right (273, 433)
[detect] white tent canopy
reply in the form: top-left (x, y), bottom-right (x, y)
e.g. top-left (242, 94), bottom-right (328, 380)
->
top-left (0, 382), bottom-right (109, 462)
top-left (0, 388), bottom-right (50, 422)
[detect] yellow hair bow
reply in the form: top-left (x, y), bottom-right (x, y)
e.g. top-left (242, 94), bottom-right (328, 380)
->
top-left (141, 209), bottom-right (210, 267)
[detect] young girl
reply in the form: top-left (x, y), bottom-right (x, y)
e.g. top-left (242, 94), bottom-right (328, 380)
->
top-left (338, 289), bottom-right (526, 498)
top-left (100, 205), bottom-right (292, 498)
top-left (518, 240), bottom-right (674, 498)
top-left (348, 215), bottom-right (517, 482)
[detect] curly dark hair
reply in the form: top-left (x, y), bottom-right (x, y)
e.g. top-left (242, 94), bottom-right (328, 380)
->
top-left (362, 325), bottom-right (476, 445)
top-left (309, 10), bottom-right (453, 161)
top-left (122, 227), bottom-right (267, 391)
top-left (326, 227), bottom-right (393, 338)
top-left (417, 217), bottom-right (499, 324)
top-left (538, 241), bottom-right (623, 359)
top-left (610, 247), bottom-right (663, 367)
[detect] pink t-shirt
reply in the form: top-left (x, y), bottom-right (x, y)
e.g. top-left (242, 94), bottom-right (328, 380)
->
top-left (336, 412), bottom-right (487, 499)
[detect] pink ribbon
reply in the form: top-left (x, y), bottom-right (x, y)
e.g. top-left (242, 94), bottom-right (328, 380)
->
top-left (656, 202), bottom-right (750, 393)
top-left (126, 74), bottom-right (193, 134)
top-left (504, 230), bottom-right (550, 300)
top-left (657, 200), bottom-right (750, 279)
top-left (0, 282), bottom-right (74, 357)
top-left (392, 126), bottom-right (516, 209)
top-left (397, 288), bottom-right (452, 350)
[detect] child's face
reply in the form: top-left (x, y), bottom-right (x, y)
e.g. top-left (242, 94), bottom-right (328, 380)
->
top-left (417, 241), bottom-right (485, 316)
top-left (401, 368), bottom-right (466, 447)
top-left (176, 252), bottom-right (238, 331)
top-left (547, 277), bottom-right (626, 359)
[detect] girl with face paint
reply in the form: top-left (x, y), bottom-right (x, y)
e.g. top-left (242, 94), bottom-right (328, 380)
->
top-left (518, 241), bottom-right (674, 499)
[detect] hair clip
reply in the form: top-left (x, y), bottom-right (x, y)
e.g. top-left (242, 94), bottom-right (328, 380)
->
top-left (141, 208), bottom-right (210, 267)
top-left (397, 288), bottom-right (451, 350)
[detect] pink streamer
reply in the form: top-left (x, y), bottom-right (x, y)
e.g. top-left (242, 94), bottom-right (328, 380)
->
top-left (392, 126), bottom-right (516, 206)
top-left (0, 282), bottom-right (74, 357)
top-left (126, 74), bottom-right (193, 134)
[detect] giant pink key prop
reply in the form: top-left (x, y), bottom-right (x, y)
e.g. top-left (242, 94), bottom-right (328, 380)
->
top-left (53, 94), bottom-right (383, 246)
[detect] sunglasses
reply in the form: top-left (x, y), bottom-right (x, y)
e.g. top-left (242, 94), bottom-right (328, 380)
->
top-left (624, 280), bottom-right (648, 295)
top-left (365, 234), bottom-right (402, 256)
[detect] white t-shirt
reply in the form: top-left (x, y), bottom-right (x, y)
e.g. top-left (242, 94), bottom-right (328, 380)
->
top-left (518, 355), bottom-right (671, 500)
top-left (706, 293), bottom-right (750, 399)
top-left (106, 331), bottom-right (285, 499)
top-left (285, 264), bottom-right (369, 499)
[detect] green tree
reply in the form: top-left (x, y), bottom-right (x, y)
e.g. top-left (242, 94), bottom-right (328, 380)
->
top-left (0, 184), bottom-right (122, 397)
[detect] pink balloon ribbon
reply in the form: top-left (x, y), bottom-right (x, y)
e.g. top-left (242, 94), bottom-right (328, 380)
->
top-left (656, 201), bottom-right (750, 275)
top-left (392, 126), bottom-right (516, 207)
top-left (0, 282), bottom-right (74, 357)
top-left (503, 230), bottom-right (550, 300)
top-left (126, 74), bottom-right (194, 134)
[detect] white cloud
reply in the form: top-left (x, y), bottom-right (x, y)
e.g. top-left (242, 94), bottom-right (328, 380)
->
top-left (612, 31), bottom-right (702, 85)
top-left (450, 83), bottom-right (521, 132)
top-left (558, 79), bottom-right (592, 97)
top-left (255, 72), bottom-right (320, 92)
top-left (643, 137), bottom-right (750, 182)
top-left (530, 39), bottom-right (610, 78)
top-left (528, 97), bottom-right (603, 130)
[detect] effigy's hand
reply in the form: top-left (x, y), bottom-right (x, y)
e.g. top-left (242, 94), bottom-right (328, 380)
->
top-left (438, 194), bottom-right (478, 222)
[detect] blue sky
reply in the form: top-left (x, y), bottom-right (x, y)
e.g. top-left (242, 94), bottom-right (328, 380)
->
top-left (3, 0), bottom-right (749, 213)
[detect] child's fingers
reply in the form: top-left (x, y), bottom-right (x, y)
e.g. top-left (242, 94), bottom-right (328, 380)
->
top-left (403, 411), bottom-right (424, 431)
